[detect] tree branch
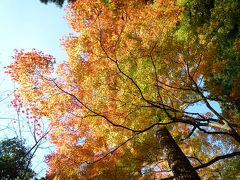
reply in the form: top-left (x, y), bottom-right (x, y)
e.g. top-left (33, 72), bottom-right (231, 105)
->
top-left (194, 152), bottom-right (240, 170)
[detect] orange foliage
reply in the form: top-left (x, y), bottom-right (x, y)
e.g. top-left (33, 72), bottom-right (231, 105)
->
top-left (6, 0), bottom-right (238, 179)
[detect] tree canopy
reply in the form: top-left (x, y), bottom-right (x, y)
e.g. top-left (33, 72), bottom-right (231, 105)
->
top-left (39, 0), bottom-right (77, 7)
top-left (0, 138), bottom-right (35, 180)
top-left (6, 0), bottom-right (240, 179)
top-left (177, 0), bottom-right (240, 114)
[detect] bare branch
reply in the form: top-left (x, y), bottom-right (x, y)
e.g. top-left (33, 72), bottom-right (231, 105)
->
top-left (194, 152), bottom-right (240, 170)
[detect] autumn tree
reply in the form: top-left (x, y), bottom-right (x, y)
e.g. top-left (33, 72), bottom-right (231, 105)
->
top-left (176, 0), bottom-right (240, 116)
top-left (6, 0), bottom-right (240, 179)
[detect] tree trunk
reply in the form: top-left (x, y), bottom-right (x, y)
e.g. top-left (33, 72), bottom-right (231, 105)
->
top-left (156, 127), bottom-right (200, 180)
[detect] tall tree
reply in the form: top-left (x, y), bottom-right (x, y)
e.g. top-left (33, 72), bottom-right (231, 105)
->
top-left (6, 0), bottom-right (240, 179)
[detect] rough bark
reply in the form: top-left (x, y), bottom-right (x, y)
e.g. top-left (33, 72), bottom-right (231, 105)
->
top-left (156, 127), bottom-right (200, 180)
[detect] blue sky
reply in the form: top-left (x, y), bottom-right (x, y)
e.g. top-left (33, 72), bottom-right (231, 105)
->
top-left (0, 0), bottom-right (72, 177)
top-left (0, 0), bottom-right (71, 65)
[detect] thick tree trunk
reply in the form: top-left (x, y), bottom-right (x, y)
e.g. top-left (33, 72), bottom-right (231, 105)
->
top-left (156, 127), bottom-right (200, 180)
